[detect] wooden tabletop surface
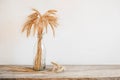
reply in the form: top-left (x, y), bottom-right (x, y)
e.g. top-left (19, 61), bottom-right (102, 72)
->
top-left (0, 65), bottom-right (120, 80)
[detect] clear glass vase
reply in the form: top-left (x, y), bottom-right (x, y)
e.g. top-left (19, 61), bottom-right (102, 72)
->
top-left (40, 40), bottom-right (46, 70)
top-left (33, 38), bottom-right (46, 71)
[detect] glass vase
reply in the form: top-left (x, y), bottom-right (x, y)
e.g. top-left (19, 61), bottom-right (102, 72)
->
top-left (33, 37), bottom-right (46, 71)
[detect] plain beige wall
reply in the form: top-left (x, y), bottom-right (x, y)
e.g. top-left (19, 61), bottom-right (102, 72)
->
top-left (0, 0), bottom-right (120, 65)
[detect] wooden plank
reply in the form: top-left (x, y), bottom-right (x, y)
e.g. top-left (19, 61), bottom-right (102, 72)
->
top-left (0, 65), bottom-right (120, 80)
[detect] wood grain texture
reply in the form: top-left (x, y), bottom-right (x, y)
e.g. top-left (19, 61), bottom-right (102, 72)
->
top-left (0, 65), bottom-right (120, 80)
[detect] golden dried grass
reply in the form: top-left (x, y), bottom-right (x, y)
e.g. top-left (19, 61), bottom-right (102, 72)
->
top-left (51, 62), bottom-right (65, 73)
top-left (22, 8), bottom-right (58, 37)
top-left (22, 9), bottom-right (58, 71)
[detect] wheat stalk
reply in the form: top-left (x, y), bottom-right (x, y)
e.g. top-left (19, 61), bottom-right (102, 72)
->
top-left (22, 9), bottom-right (58, 71)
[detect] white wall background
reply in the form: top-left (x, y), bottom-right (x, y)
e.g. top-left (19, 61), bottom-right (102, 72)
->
top-left (0, 0), bottom-right (120, 65)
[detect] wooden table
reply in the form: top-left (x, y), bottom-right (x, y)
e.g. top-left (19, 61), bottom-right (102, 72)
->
top-left (0, 65), bottom-right (120, 80)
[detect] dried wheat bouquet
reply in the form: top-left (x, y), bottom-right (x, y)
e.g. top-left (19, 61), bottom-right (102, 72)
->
top-left (22, 9), bottom-right (58, 71)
